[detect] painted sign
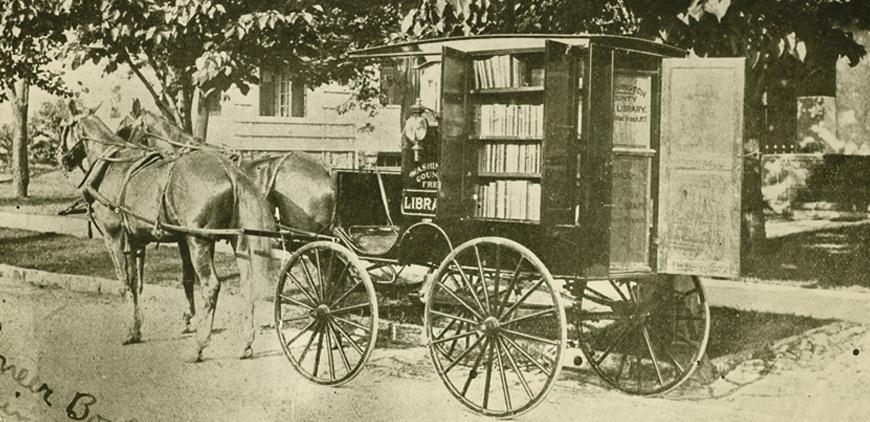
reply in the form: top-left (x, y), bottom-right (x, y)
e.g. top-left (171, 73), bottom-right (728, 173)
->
top-left (402, 189), bottom-right (438, 216)
top-left (613, 74), bottom-right (652, 148)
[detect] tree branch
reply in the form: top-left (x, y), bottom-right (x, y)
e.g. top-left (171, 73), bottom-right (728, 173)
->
top-left (123, 50), bottom-right (178, 124)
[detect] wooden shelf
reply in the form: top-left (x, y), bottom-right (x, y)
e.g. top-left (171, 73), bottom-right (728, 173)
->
top-left (477, 172), bottom-right (541, 179)
top-left (472, 136), bottom-right (542, 142)
top-left (471, 86), bottom-right (544, 95)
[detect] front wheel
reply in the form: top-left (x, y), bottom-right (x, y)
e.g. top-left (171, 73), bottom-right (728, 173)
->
top-left (275, 241), bottom-right (378, 386)
top-left (424, 237), bottom-right (566, 418)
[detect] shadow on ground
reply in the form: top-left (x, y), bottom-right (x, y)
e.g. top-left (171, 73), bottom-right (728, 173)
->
top-left (746, 222), bottom-right (870, 288)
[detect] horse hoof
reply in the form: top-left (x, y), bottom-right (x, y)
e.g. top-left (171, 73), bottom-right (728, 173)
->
top-left (240, 347), bottom-right (254, 360)
top-left (183, 348), bottom-right (203, 364)
top-left (182, 326), bottom-right (195, 334)
top-left (122, 337), bottom-right (142, 345)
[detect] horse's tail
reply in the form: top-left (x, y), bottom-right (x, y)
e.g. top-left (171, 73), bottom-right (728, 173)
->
top-left (230, 165), bottom-right (278, 301)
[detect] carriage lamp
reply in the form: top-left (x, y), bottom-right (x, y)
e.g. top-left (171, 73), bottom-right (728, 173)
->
top-left (403, 99), bottom-right (429, 163)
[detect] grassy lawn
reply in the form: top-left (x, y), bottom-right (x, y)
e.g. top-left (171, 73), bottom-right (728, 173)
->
top-left (0, 167), bottom-right (80, 215)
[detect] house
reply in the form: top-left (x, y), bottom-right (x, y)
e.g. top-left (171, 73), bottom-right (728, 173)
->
top-left (205, 67), bottom-right (402, 169)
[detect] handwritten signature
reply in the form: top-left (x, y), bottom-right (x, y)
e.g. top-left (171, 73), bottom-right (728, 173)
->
top-left (1, 350), bottom-right (136, 422)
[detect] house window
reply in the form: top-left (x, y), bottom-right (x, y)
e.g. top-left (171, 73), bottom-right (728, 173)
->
top-left (259, 68), bottom-right (306, 117)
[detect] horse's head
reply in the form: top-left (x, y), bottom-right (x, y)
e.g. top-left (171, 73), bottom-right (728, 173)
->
top-left (117, 99), bottom-right (191, 156)
top-left (58, 101), bottom-right (125, 175)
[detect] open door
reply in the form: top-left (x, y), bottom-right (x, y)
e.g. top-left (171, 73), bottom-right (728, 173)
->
top-left (657, 57), bottom-right (744, 278)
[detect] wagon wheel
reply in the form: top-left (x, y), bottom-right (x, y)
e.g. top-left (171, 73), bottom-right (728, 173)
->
top-left (573, 274), bottom-right (710, 395)
top-left (275, 241), bottom-right (378, 386)
top-left (424, 237), bottom-right (567, 418)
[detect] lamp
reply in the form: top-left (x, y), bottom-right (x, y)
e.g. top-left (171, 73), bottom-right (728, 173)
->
top-left (403, 99), bottom-right (429, 162)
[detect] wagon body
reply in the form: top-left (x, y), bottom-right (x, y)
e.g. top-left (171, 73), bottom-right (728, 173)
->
top-left (275, 34), bottom-right (745, 417)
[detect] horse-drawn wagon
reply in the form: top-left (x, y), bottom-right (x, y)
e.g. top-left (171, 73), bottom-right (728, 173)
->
top-left (60, 34), bottom-right (744, 418)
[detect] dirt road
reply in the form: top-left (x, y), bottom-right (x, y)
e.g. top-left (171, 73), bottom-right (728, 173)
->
top-left (1, 284), bottom-right (868, 421)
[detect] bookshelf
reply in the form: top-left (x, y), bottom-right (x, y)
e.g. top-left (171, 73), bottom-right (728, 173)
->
top-left (466, 52), bottom-right (546, 222)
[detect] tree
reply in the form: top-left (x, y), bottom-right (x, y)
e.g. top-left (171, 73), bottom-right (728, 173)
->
top-left (67, 0), bottom-right (416, 141)
top-left (403, 0), bottom-right (869, 269)
top-left (0, 0), bottom-right (71, 197)
top-left (29, 99), bottom-right (69, 165)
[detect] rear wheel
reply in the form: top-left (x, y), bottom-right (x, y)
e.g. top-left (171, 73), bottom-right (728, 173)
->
top-left (573, 274), bottom-right (710, 395)
top-left (275, 241), bottom-right (378, 386)
top-left (425, 237), bottom-right (566, 418)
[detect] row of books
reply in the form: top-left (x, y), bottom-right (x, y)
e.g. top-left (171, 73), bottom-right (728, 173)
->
top-left (475, 180), bottom-right (541, 221)
top-left (478, 143), bottom-right (541, 175)
top-left (474, 55), bottom-right (540, 89)
top-left (477, 103), bottom-right (544, 138)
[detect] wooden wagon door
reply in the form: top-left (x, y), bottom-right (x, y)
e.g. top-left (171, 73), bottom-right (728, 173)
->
top-left (657, 57), bottom-right (744, 278)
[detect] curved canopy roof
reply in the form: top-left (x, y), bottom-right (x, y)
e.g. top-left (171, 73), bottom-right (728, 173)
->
top-left (348, 34), bottom-right (686, 59)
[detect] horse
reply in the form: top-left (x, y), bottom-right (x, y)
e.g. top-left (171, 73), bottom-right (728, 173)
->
top-left (58, 102), bottom-right (277, 363)
top-left (116, 99), bottom-right (336, 236)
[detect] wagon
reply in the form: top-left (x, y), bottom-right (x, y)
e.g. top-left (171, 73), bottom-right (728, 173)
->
top-left (272, 35), bottom-right (745, 418)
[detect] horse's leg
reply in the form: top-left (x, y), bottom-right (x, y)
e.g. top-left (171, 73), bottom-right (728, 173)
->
top-left (178, 241), bottom-right (197, 334)
top-left (184, 237), bottom-right (220, 363)
top-left (234, 235), bottom-right (256, 360)
top-left (103, 233), bottom-right (143, 345)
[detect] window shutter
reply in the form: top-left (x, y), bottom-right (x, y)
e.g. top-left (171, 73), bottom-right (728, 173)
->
top-left (259, 68), bottom-right (275, 116)
top-left (291, 80), bottom-right (305, 117)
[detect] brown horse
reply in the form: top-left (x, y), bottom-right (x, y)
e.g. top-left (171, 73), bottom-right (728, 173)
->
top-left (117, 99), bottom-right (336, 235)
top-left (58, 103), bottom-right (277, 363)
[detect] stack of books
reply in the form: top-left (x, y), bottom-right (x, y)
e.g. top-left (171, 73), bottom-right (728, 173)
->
top-left (475, 181), bottom-right (541, 221)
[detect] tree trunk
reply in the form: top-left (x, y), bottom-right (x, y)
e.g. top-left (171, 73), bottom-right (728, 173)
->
top-left (192, 88), bottom-right (211, 143)
top-left (7, 80), bottom-right (30, 198)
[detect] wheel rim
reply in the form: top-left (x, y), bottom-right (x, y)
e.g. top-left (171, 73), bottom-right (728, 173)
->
top-left (425, 237), bottom-right (566, 418)
top-left (574, 274), bottom-right (710, 395)
top-left (275, 241), bottom-right (378, 386)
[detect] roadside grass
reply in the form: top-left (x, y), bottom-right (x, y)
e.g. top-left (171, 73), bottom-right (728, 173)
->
top-left (745, 222), bottom-right (870, 290)
top-left (0, 228), bottom-right (240, 290)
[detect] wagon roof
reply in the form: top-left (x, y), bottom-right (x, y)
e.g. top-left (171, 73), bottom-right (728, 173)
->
top-left (348, 34), bottom-right (686, 59)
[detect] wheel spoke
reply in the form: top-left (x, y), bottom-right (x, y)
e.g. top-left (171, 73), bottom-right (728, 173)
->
top-left (593, 322), bottom-right (634, 366)
top-left (444, 334), bottom-right (487, 375)
top-left (642, 326), bottom-right (665, 387)
top-left (493, 245), bottom-right (501, 316)
top-left (284, 320), bottom-right (317, 348)
top-left (451, 259), bottom-right (487, 315)
top-left (501, 334), bottom-right (551, 376)
top-left (332, 315), bottom-right (371, 333)
top-left (433, 317), bottom-right (460, 342)
top-left (461, 338), bottom-right (489, 397)
top-left (279, 294), bottom-right (315, 311)
top-left (432, 330), bottom-right (478, 346)
top-left (497, 257), bottom-right (526, 318)
top-left (325, 316), bottom-right (336, 380)
top-left (329, 319), bottom-right (365, 356)
top-left (286, 272), bottom-right (319, 306)
top-left (313, 325), bottom-right (325, 377)
top-left (281, 313), bottom-right (315, 324)
top-left (433, 283), bottom-right (484, 321)
top-left (328, 273), bottom-right (360, 308)
top-left (497, 336), bottom-right (533, 400)
top-left (609, 279), bottom-right (629, 301)
top-left (494, 335), bottom-right (512, 411)
top-left (482, 338), bottom-right (494, 409)
top-left (298, 321), bottom-right (321, 363)
top-left (431, 310), bottom-right (480, 326)
top-left (501, 277), bottom-right (547, 321)
top-left (576, 311), bottom-right (622, 322)
top-left (330, 302), bottom-right (371, 315)
top-left (582, 285), bottom-right (618, 306)
top-left (328, 322), bottom-right (352, 373)
top-left (614, 352), bottom-right (629, 384)
top-left (502, 328), bottom-right (559, 346)
top-left (300, 256), bottom-right (321, 301)
top-left (502, 308), bottom-right (556, 327)
top-left (314, 249), bottom-right (325, 300)
top-left (473, 246), bottom-right (492, 313)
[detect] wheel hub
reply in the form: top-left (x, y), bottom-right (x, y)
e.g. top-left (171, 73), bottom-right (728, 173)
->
top-left (315, 304), bottom-right (330, 318)
top-left (480, 316), bottom-right (501, 335)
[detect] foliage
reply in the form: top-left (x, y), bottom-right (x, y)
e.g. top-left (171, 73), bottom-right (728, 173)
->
top-left (0, 124), bottom-right (11, 159)
top-left (0, 0), bottom-right (72, 100)
top-left (28, 99), bottom-right (69, 165)
top-left (65, 0), bottom-right (417, 133)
